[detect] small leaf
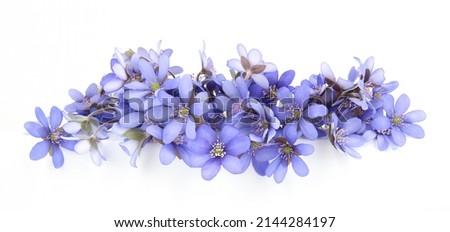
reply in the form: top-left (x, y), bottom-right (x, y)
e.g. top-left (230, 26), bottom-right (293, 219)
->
top-left (68, 115), bottom-right (87, 122)
top-left (123, 128), bottom-right (148, 141)
top-left (81, 120), bottom-right (92, 132)
top-left (90, 118), bottom-right (100, 127)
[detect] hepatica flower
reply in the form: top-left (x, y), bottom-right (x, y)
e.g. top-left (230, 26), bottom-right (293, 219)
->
top-left (255, 134), bottom-right (314, 183)
top-left (187, 125), bottom-right (250, 180)
top-left (23, 42), bottom-right (426, 182)
top-left (24, 107), bottom-right (76, 168)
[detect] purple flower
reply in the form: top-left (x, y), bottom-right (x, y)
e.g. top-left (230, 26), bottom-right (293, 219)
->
top-left (227, 44), bottom-right (277, 89)
top-left (247, 100), bottom-right (280, 143)
top-left (249, 70), bottom-right (295, 104)
top-left (65, 83), bottom-right (101, 114)
top-left (24, 107), bottom-right (77, 168)
top-left (363, 111), bottom-right (398, 150)
top-left (187, 124), bottom-right (250, 180)
top-left (146, 125), bottom-right (191, 166)
top-left (330, 115), bottom-right (366, 159)
top-left (274, 82), bottom-right (328, 140)
top-left (239, 141), bottom-right (269, 176)
top-left (381, 94), bottom-right (426, 146)
top-left (255, 132), bottom-right (314, 183)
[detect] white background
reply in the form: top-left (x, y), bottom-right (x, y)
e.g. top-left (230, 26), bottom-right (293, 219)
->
top-left (0, 0), bottom-right (448, 231)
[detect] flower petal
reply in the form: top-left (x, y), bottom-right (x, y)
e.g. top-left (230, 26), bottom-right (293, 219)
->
top-left (284, 123), bottom-right (298, 144)
top-left (187, 137), bottom-right (211, 154)
top-left (291, 156), bottom-right (309, 177)
top-left (252, 156), bottom-right (269, 176)
top-left (305, 104), bottom-right (327, 118)
top-left (255, 146), bottom-right (279, 162)
top-left (239, 153), bottom-right (252, 173)
top-left (63, 122), bottom-right (81, 134)
top-left (404, 110), bottom-right (426, 123)
top-left (321, 62), bottom-right (336, 80)
top-left (235, 77), bottom-right (249, 98)
top-left (157, 54), bottom-right (169, 81)
top-left (401, 124), bottom-right (425, 139)
top-left (395, 94), bottom-right (410, 115)
top-left (90, 148), bottom-right (104, 166)
top-left (278, 70), bottom-right (295, 87)
top-left (146, 125), bottom-right (163, 140)
top-left (251, 74), bottom-right (269, 89)
top-left (346, 135), bottom-right (366, 147)
top-left (49, 106), bottom-right (62, 130)
top-left (119, 112), bottom-right (143, 128)
top-left (190, 153), bottom-right (210, 167)
top-left (222, 80), bottom-right (240, 98)
top-left (112, 63), bottom-right (127, 80)
top-left (74, 140), bottom-right (91, 154)
top-left (85, 83), bottom-right (98, 97)
top-left (60, 140), bottom-right (77, 151)
top-left (35, 107), bottom-right (49, 130)
top-left (219, 125), bottom-right (240, 145)
top-left (274, 160), bottom-right (288, 183)
top-left (237, 44), bottom-right (247, 57)
top-left (138, 59), bottom-right (157, 83)
top-left (178, 75), bottom-right (193, 100)
top-left (300, 119), bottom-right (318, 140)
top-left (68, 89), bottom-right (84, 101)
top-left (201, 159), bottom-right (221, 180)
top-left (51, 145), bottom-right (64, 168)
top-left (342, 146), bottom-right (361, 159)
top-left (160, 144), bottom-right (176, 165)
top-left (24, 122), bottom-right (47, 138)
top-left (226, 135), bottom-right (250, 156)
top-left (222, 155), bottom-right (242, 174)
top-left (185, 117), bottom-right (196, 140)
top-left (103, 78), bottom-right (124, 93)
top-left (377, 135), bottom-right (389, 151)
top-left (196, 124), bottom-right (216, 144)
top-left (227, 59), bottom-right (244, 72)
top-left (343, 118), bottom-right (362, 134)
top-left (382, 94), bottom-right (395, 117)
top-left (294, 143), bottom-right (314, 156)
top-left (264, 63), bottom-right (277, 72)
top-left (391, 126), bottom-right (406, 146)
top-left (266, 157), bottom-right (281, 177)
top-left (371, 116), bottom-right (391, 130)
top-left (370, 68), bottom-right (385, 85)
top-left (30, 140), bottom-right (51, 160)
top-left (248, 49), bottom-right (262, 65)
top-left (162, 120), bottom-right (184, 144)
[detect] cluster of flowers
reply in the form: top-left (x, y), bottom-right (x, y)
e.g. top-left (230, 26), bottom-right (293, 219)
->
top-left (24, 42), bottom-right (426, 183)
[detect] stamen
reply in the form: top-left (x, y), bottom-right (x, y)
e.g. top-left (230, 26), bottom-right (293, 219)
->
top-left (210, 139), bottom-right (226, 158)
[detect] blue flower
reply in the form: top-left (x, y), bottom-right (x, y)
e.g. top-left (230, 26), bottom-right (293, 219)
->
top-left (187, 124), bottom-right (250, 180)
top-left (146, 125), bottom-right (191, 166)
top-left (255, 131), bottom-right (314, 183)
top-left (274, 82), bottom-right (328, 140)
top-left (363, 111), bottom-right (398, 150)
top-left (65, 83), bottom-right (102, 114)
top-left (249, 70), bottom-right (295, 104)
top-left (381, 94), bottom-right (426, 146)
top-left (247, 99), bottom-right (280, 143)
top-left (330, 115), bottom-right (366, 159)
top-left (227, 44), bottom-right (277, 89)
top-left (239, 141), bottom-right (269, 176)
top-left (24, 107), bottom-right (77, 168)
